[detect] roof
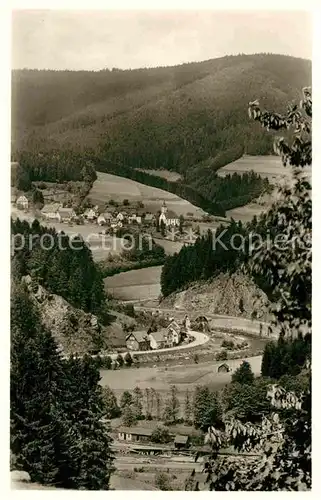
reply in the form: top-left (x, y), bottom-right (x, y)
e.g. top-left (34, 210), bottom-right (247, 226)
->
top-left (218, 363), bottom-right (230, 370)
top-left (166, 210), bottom-right (179, 219)
top-left (58, 208), bottom-right (74, 215)
top-left (126, 331), bottom-right (148, 343)
top-left (174, 435), bottom-right (189, 444)
top-left (117, 426), bottom-right (153, 437)
top-left (149, 329), bottom-right (167, 342)
top-left (102, 212), bottom-right (113, 218)
top-left (144, 213), bottom-right (155, 220)
top-left (41, 203), bottom-right (61, 213)
top-left (168, 320), bottom-right (180, 332)
top-left (17, 194), bottom-right (28, 201)
top-left (194, 315), bottom-right (209, 322)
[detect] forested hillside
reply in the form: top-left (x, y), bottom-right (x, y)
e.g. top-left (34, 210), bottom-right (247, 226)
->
top-left (12, 54), bottom-right (311, 214)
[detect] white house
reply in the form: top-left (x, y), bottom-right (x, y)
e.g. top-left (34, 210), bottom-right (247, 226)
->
top-left (128, 214), bottom-right (142, 225)
top-left (84, 208), bottom-right (98, 221)
top-left (116, 212), bottom-right (125, 222)
top-left (159, 201), bottom-right (179, 227)
top-left (167, 319), bottom-right (182, 345)
top-left (16, 195), bottom-right (29, 210)
top-left (97, 212), bottom-right (113, 225)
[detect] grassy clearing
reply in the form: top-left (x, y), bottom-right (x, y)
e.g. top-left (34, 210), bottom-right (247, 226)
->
top-left (217, 155), bottom-right (289, 182)
top-left (104, 265), bottom-right (162, 300)
top-left (100, 356), bottom-right (262, 396)
top-left (135, 169), bottom-right (182, 182)
top-left (88, 172), bottom-right (207, 217)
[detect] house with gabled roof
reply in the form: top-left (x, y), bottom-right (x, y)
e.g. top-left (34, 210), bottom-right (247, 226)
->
top-left (174, 435), bottom-right (189, 449)
top-left (16, 195), bottom-right (29, 210)
top-left (148, 329), bottom-right (168, 349)
top-left (126, 331), bottom-right (150, 351)
top-left (117, 426), bottom-right (154, 443)
top-left (41, 203), bottom-right (62, 220)
top-left (83, 206), bottom-right (99, 221)
top-left (217, 363), bottom-right (230, 373)
top-left (97, 212), bottom-right (113, 226)
top-left (166, 319), bottom-right (182, 346)
top-left (144, 213), bottom-right (155, 224)
top-left (58, 207), bottom-right (76, 223)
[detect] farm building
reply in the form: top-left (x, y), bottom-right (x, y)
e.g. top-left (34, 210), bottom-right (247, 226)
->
top-left (148, 325), bottom-right (182, 349)
top-left (144, 213), bottom-right (155, 224)
top-left (58, 207), bottom-right (76, 223)
top-left (148, 329), bottom-right (168, 350)
top-left (159, 201), bottom-right (179, 227)
top-left (217, 363), bottom-right (230, 373)
top-left (174, 435), bottom-right (189, 449)
top-left (16, 195), bottom-right (29, 210)
top-left (41, 203), bottom-right (62, 220)
top-left (126, 331), bottom-right (150, 351)
top-left (117, 426), bottom-right (153, 443)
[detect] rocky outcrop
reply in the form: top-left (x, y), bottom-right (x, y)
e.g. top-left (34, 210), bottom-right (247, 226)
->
top-left (160, 272), bottom-right (272, 322)
top-left (21, 275), bottom-right (114, 355)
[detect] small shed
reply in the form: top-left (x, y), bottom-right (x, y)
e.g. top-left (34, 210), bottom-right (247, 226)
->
top-left (217, 363), bottom-right (230, 373)
top-left (174, 435), bottom-right (189, 449)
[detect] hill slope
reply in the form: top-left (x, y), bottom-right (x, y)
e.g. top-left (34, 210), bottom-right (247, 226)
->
top-left (160, 272), bottom-right (271, 322)
top-left (12, 54), bottom-right (311, 214)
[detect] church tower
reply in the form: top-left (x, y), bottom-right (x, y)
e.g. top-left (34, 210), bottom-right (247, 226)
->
top-left (161, 200), bottom-right (167, 214)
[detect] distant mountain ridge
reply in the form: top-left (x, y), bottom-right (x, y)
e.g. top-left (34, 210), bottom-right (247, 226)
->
top-left (12, 53), bottom-right (311, 215)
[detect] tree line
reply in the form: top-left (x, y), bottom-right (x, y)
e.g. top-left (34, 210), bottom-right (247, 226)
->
top-left (11, 281), bottom-right (114, 489)
top-left (11, 218), bottom-right (107, 321)
top-left (12, 150), bottom-right (97, 191)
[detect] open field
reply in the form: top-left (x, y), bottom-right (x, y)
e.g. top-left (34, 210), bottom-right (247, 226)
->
top-left (135, 168), bottom-right (182, 182)
top-left (217, 155), bottom-right (312, 222)
top-left (88, 171), bottom-right (207, 217)
top-left (100, 355), bottom-right (263, 412)
top-left (104, 265), bottom-right (162, 300)
top-left (217, 155), bottom-right (290, 182)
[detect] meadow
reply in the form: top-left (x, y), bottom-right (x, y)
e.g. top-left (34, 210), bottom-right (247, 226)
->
top-left (100, 355), bottom-right (263, 414)
top-left (104, 265), bottom-right (163, 301)
top-left (135, 169), bottom-right (182, 182)
top-left (216, 155), bottom-right (289, 182)
top-left (88, 171), bottom-right (207, 218)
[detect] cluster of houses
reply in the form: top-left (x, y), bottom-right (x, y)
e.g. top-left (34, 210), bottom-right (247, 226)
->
top-left (11, 189), bottom-right (182, 231)
top-left (126, 317), bottom-right (191, 352)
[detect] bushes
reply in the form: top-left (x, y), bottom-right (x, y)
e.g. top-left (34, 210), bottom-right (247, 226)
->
top-left (221, 340), bottom-right (235, 350)
top-left (216, 350), bottom-right (228, 361)
top-left (151, 426), bottom-right (172, 444)
top-left (116, 354), bottom-right (124, 367)
top-left (124, 352), bottom-right (133, 367)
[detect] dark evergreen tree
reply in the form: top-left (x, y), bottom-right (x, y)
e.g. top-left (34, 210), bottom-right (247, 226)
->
top-left (231, 361), bottom-right (255, 385)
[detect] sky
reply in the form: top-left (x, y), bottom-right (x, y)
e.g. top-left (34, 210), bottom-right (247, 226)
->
top-left (11, 10), bottom-right (312, 71)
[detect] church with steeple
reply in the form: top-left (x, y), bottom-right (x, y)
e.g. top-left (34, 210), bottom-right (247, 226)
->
top-left (158, 201), bottom-right (180, 227)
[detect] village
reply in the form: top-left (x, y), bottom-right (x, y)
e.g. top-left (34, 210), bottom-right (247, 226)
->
top-left (11, 188), bottom-right (199, 238)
